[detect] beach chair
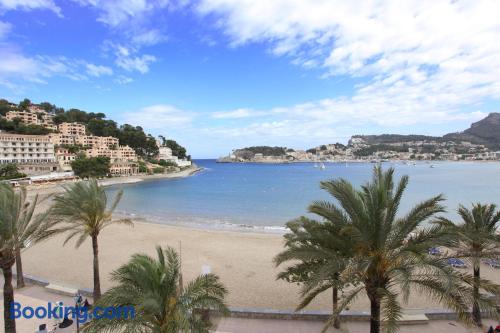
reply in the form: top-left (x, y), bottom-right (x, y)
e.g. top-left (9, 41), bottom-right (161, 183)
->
top-left (447, 258), bottom-right (466, 268)
top-left (428, 247), bottom-right (441, 256)
top-left (483, 258), bottom-right (500, 269)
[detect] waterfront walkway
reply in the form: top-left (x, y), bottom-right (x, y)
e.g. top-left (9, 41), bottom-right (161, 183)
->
top-left (0, 277), bottom-right (496, 333)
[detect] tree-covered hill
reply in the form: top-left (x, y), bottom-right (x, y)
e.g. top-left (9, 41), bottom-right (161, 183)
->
top-left (0, 98), bottom-right (188, 159)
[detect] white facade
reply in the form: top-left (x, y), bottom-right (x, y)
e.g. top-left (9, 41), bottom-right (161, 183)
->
top-left (0, 133), bottom-right (56, 165)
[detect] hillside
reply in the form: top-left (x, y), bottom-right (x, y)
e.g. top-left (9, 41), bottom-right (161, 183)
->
top-left (444, 113), bottom-right (500, 150)
top-left (351, 113), bottom-right (500, 150)
top-left (351, 134), bottom-right (442, 145)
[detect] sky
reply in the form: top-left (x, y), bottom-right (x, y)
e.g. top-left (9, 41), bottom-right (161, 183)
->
top-left (1, 0), bottom-right (500, 158)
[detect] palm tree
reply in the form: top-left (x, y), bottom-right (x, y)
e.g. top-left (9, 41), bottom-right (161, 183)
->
top-left (436, 203), bottom-right (500, 327)
top-left (82, 246), bottom-right (228, 333)
top-left (278, 166), bottom-right (498, 333)
top-left (0, 184), bottom-right (55, 333)
top-left (50, 179), bottom-right (132, 301)
top-left (275, 211), bottom-right (354, 329)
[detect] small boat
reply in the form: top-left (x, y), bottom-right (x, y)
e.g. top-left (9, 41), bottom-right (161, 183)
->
top-left (320, 163), bottom-right (326, 170)
top-left (314, 163), bottom-right (318, 168)
top-left (430, 164), bottom-right (435, 168)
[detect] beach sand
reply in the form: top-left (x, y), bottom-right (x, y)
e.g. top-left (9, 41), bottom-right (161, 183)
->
top-left (19, 218), bottom-right (500, 312)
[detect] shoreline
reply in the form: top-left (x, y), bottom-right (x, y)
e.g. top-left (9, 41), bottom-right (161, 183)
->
top-left (25, 165), bottom-right (203, 197)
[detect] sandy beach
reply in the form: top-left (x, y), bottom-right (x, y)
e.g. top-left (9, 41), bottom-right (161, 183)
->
top-left (16, 164), bottom-right (500, 313)
top-left (18, 217), bottom-right (500, 312)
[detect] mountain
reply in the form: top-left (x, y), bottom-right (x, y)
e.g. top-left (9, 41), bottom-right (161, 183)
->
top-left (443, 113), bottom-right (500, 150)
top-left (351, 113), bottom-right (500, 151)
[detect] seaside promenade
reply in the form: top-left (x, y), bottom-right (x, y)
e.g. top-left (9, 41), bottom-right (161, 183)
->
top-left (1, 277), bottom-right (495, 333)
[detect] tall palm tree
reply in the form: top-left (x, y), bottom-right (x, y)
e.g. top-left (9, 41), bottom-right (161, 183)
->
top-left (82, 246), bottom-right (229, 333)
top-left (436, 203), bottom-right (500, 327)
top-left (0, 184), bottom-right (55, 333)
top-left (51, 179), bottom-right (132, 301)
top-left (278, 166), bottom-right (499, 333)
top-left (275, 211), bottom-right (354, 329)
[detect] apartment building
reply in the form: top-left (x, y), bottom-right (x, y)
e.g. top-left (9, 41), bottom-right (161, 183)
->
top-left (85, 145), bottom-right (137, 162)
top-left (0, 133), bottom-right (58, 174)
top-left (6, 110), bottom-right (39, 124)
top-left (158, 146), bottom-right (173, 160)
top-left (49, 133), bottom-right (77, 145)
top-left (55, 147), bottom-right (76, 171)
top-left (110, 161), bottom-right (139, 175)
top-left (58, 122), bottom-right (86, 136)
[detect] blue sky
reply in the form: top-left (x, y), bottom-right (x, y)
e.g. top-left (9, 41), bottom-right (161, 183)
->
top-left (1, 0), bottom-right (500, 158)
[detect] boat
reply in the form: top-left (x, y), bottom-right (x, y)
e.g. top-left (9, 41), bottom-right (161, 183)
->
top-left (430, 164), bottom-right (435, 168)
top-left (320, 162), bottom-right (326, 170)
top-left (314, 163), bottom-right (318, 168)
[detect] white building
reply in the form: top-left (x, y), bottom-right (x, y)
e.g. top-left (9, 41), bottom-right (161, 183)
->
top-left (0, 133), bottom-right (58, 174)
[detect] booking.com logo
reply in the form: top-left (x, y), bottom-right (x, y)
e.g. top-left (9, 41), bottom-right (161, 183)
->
top-left (10, 302), bottom-right (135, 324)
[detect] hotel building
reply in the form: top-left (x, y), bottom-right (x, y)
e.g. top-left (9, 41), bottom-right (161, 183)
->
top-left (0, 133), bottom-right (58, 175)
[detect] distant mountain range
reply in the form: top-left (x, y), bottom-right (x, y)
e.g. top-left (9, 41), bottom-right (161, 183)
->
top-left (354, 113), bottom-right (500, 151)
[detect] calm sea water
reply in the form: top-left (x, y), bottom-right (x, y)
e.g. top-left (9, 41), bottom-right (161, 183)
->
top-left (107, 159), bottom-right (500, 232)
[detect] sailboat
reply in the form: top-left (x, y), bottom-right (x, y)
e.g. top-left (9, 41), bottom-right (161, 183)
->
top-left (320, 162), bottom-right (326, 170)
top-left (314, 162), bottom-right (318, 168)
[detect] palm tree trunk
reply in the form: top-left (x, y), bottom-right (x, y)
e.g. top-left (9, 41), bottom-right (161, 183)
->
top-left (15, 248), bottom-right (25, 289)
top-left (472, 263), bottom-right (482, 327)
top-left (2, 262), bottom-right (17, 333)
top-left (332, 286), bottom-right (340, 329)
top-left (91, 235), bottom-right (101, 301)
top-left (368, 293), bottom-right (381, 333)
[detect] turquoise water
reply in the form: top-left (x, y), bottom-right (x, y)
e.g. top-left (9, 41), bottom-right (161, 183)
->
top-left (107, 160), bottom-right (500, 232)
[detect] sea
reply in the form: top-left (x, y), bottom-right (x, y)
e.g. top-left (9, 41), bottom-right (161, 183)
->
top-left (106, 159), bottom-right (500, 233)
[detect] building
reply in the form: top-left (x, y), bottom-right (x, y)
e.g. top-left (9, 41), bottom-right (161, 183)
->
top-left (98, 136), bottom-right (119, 148)
top-left (85, 145), bottom-right (137, 162)
top-left (55, 147), bottom-right (76, 171)
top-left (6, 110), bottom-right (39, 124)
top-left (49, 133), bottom-right (77, 145)
top-left (110, 161), bottom-right (139, 175)
top-left (0, 133), bottom-right (58, 175)
top-left (158, 146), bottom-right (173, 160)
top-left (58, 122), bottom-right (86, 136)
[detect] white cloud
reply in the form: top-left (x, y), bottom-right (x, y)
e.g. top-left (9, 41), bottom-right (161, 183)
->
top-left (197, 0), bottom-right (500, 131)
top-left (0, 0), bottom-right (61, 15)
top-left (74, 0), bottom-right (171, 27)
top-left (121, 104), bottom-right (194, 129)
top-left (0, 46), bottom-right (88, 88)
top-left (116, 53), bottom-right (156, 73)
top-left (131, 29), bottom-right (167, 46)
top-left (0, 21), bottom-right (11, 39)
top-left (115, 75), bottom-right (133, 84)
top-left (86, 63), bottom-right (113, 77)
top-left (212, 108), bottom-right (265, 119)
top-left (103, 42), bottom-right (157, 73)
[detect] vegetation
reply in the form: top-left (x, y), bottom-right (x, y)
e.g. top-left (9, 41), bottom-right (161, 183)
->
top-left (353, 144), bottom-right (410, 157)
top-left (0, 164), bottom-right (27, 180)
top-left (234, 146), bottom-right (287, 159)
top-left (275, 215), bottom-right (354, 329)
top-left (436, 204), bottom-right (500, 327)
top-left (152, 167), bottom-right (165, 174)
top-left (0, 99), bottom-right (13, 116)
top-left (151, 159), bottom-right (178, 167)
top-left (0, 184), bottom-right (55, 333)
top-left (137, 160), bottom-right (148, 173)
top-left (276, 167), bottom-right (500, 333)
top-left (82, 246), bottom-right (228, 333)
top-left (0, 118), bottom-right (52, 135)
top-left (50, 179), bottom-right (132, 301)
top-left (164, 139), bottom-right (188, 159)
top-left (71, 156), bottom-right (111, 178)
top-left (58, 144), bottom-right (85, 154)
